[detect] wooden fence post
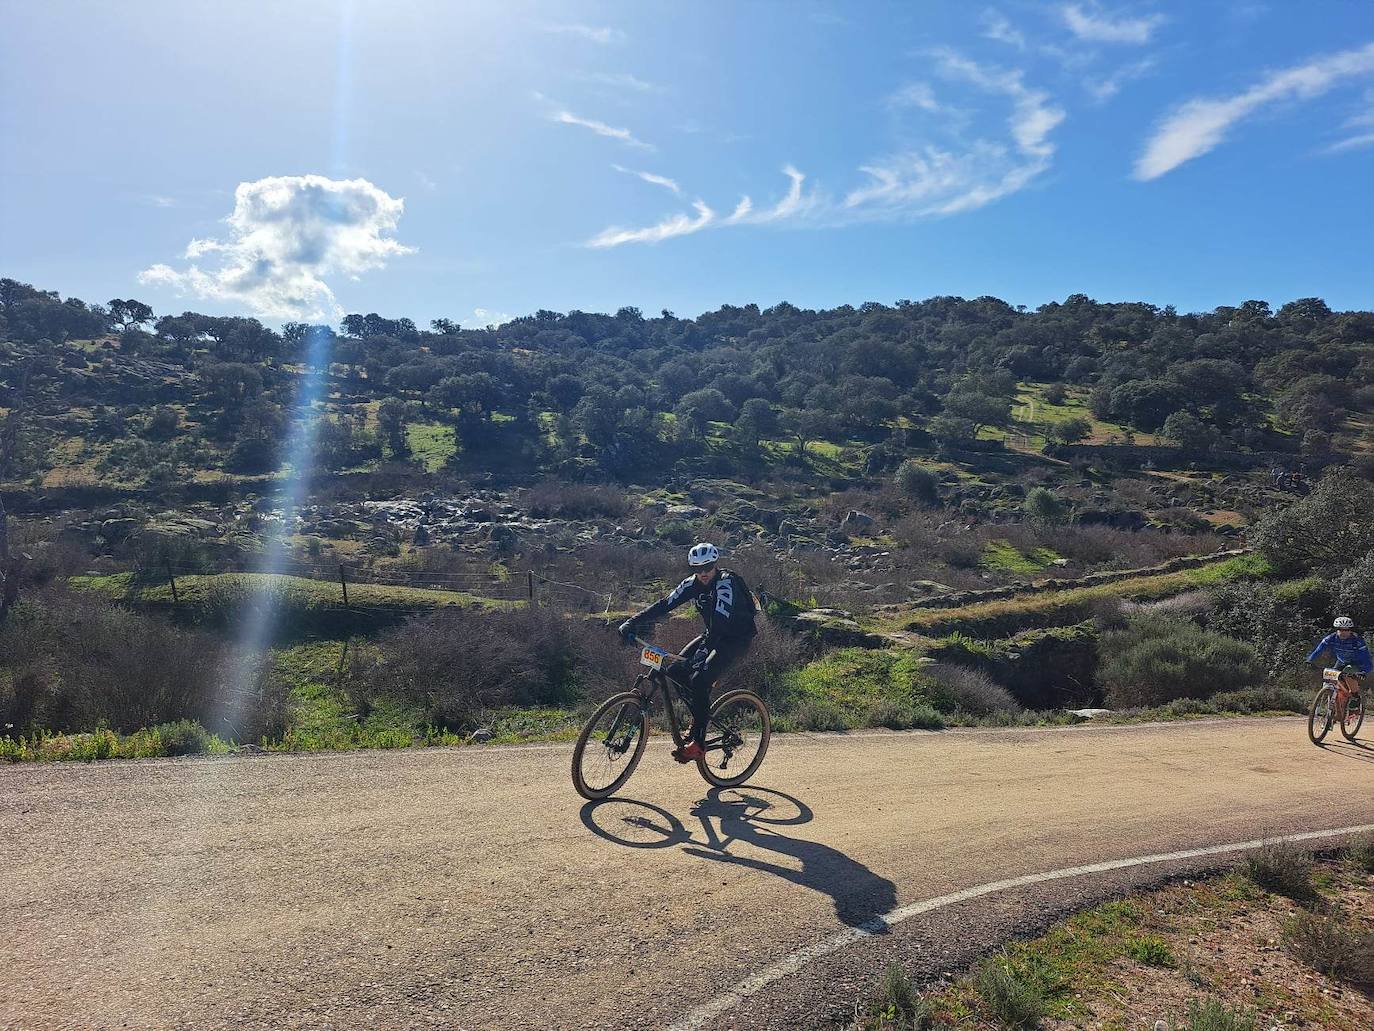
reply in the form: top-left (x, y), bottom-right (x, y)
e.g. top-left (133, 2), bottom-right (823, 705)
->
top-left (165, 560), bottom-right (179, 604)
top-left (527, 569), bottom-right (535, 607)
top-left (338, 563), bottom-right (350, 607)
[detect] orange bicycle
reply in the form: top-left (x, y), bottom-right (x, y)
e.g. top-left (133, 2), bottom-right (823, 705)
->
top-left (1308, 664), bottom-right (1365, 745)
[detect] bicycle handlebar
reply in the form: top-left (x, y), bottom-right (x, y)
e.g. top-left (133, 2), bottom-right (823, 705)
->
top-left (622, 630), bottom-right (687, 664)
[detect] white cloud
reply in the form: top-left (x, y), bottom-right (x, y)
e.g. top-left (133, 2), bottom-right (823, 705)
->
top-left (579, 71), bottom-right (660, 93)
top-left (587, 200), bottom-right (716, 248)
top-left (612, 164), bottom-right (682, 195)
top-left (465, 308), bottom-right (514, 329)
top-left (1136, 40), bottom-right (1374, 179)
top-left (539, 23), bottom-right (624, 45)
top-left (550, 108), bottom-right (654, 150)
top-left (1326, 87), bottom-right (1374, 152)
top-left (1084, 57), bottom-right (1155, 102)
top-left (139, 194), bottom-right (179, 208)
top-left (138, 174), bottom-right (413, 321)
top-left (1060, 4), bottom-right (1164, 45)
top-left (887, 82), bottom-right (944, 112)
top-left (982, 10), bottom-right (1026, 50)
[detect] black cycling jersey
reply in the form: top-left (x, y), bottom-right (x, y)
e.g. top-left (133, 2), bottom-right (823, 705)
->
top-left (632, 568), bottom-right (757, 642)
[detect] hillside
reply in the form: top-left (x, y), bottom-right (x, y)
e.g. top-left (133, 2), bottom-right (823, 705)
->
top-left (1, 277), bottom-right (1372, 757)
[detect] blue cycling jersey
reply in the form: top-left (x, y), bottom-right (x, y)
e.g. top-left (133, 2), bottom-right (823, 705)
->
top-left (1307, 632), bottom-right (1373, 674)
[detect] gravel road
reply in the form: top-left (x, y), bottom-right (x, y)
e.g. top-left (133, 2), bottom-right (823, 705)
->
top-left (4, 718), bottom-right (1372, 1030)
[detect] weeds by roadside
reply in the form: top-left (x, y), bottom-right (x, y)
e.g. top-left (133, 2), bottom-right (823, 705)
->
top-left (1243, 840), bottom-right (1316, 903)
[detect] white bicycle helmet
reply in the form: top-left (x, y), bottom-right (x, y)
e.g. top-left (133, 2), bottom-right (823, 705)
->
top-left (1334, 616), bottom-right (1356, 630)
top-left (688, 542), bottom-right (719, 567)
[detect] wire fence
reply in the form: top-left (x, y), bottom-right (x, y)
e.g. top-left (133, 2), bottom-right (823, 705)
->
top-left (138, 556), bottom-right (620, 617)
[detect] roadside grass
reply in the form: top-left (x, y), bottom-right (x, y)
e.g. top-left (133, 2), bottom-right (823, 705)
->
top-left (864, 854), bottom-right (1374, 1031)
top-left (888, 554), bottom-right (1270, 637)
top-left (70, 570), bottom-right (513, 640)
top-left (0, 721), bottom-right (232, 762)
top-left (1243, 840), bottom-right (1316, 903)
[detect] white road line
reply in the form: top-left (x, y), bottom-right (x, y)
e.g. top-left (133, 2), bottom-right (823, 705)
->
top-left (669, 822), bottom-right (1374, 1031)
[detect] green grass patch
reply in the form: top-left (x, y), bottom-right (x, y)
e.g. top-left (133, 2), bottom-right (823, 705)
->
top-left (981, 539), bottom-right (1061, 576)
top-left (1, 722), bottom-right (231, 762)
top-left (406, 420), bottom-right (457, 472)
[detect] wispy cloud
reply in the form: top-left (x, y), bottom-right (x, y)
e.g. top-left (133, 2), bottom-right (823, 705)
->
top-left (139, 174), bottom-right (413, 320)
top-left (1060, 3), bottom-right (1164, 45)
top-left (612, 164), bottom-right (682, 195)
top-left (887, 82), bottom-right (945, 112)
top-left (539, 23), bottom-right (624, 45)
top-left (139, 194), bottom-right (179, 208)
top-left (1136, 40), bottom-right (1374, 179)
top-left (588, 52), bottom-right (1065, 247)
top-left (550, 109), bottom-right (654, 150)
top-left (588, 200), bottom-right (716, 248)
top-left (982, 9), bottom-right (1026, 50)
top-left (1326, 89), bottom-right (1374, 152)
top-left (1084, 57), bottom-right (1156, 102)
top-left (578, 71), bottom-right (660, 93)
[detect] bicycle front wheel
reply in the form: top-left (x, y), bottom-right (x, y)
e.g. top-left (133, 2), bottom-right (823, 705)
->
top-left (1341, 690), bottom-right (1365, 741)
top-left (1308, 687), bottom-right (1334, 745)
top-left (572, 692), bottom-right (649, 800)
top-left (697, 689), bottom-right (771, 788)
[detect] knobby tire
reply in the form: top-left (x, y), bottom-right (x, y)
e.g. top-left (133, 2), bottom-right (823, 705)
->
top-left (696, 689), bottom-right (771, 788)
top-left (572, 692), bottom-right (649, 800)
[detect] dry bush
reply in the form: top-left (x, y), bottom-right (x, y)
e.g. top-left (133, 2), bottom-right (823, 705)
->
top-left (922, 663), bottom-right (1020, 716)
top-left (524, 480), bottom-right (632, 520)
top-left (356, 605), bottom-right (637, 728)
top-left (1244, 841), bottom-right (1316, 903)
top-left (0, 586), bottom-right (291, 740)
top-left (722, 621), bottom-right (809, 701)
top-left (1284, 910), bottom-right (1374, 986)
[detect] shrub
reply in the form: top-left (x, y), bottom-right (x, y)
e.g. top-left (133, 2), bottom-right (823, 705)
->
top-left (922, 663), bottom-right (1019, 716)
top-left (524, 480), bottom-right (631, 520)
top-left (1099, 614), bottom-right (1264, 708)
top-left (355, 605), bottom-right (632, 730)
top-left (1023, 487), bottom-right (1069, 528)
top-left (895, 461), bottom-right (941, 507)
top-left (1283, 910), bottom-right (1374, 986)
top-left (151, 719), bottom-right (215, 756)
top-left (0, 587), bottom-right (292, 742)
top-left (1175, 998), bottom-right (1256, 1031)
top-left (868, 963), bottom-right (934, 1030)
top-left (1127, 935), bottom-right (1176, 967)
top-left (1208, 686), bottom-right (1306, 714)
top-left (784, 697), bottom-right (854, 732)
top-left (1331, 547), bottom-right (1374, 631)
top-left (975, 956), bottom-right (1045, 1029)
top-left (865, 697), bottom-right (945, 730)
top-left (1243, 841), bottom-right (1315, 902)
top-left (1253, 469), bottom-right (1374, 577)
top-left (1347, 834), bottom-right (1374, 874)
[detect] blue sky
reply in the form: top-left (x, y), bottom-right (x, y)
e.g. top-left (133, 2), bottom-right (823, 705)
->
top-left (2, 1), bottom-right (1372, 327)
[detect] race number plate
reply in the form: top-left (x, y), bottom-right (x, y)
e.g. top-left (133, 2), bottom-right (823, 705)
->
top-left (640, 645), bottom-right (667, 670)
top-left (1324, 668), bottom-right (1342, 683)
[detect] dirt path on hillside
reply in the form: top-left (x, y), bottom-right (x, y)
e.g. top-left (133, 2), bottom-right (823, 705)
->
top-left (4, 720), bottom-right (1373, 1030)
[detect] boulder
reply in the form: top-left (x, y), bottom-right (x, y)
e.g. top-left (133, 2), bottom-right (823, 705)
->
top-left (99, 517), bottom-right (140, 543)
top-left (841, 510), bottom-right (874, 531)
top-left (666, 504), bottom-right (708, 520)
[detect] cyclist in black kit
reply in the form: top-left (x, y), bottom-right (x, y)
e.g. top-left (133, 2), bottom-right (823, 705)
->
top-left (619, 542), bottom-right (757, 763)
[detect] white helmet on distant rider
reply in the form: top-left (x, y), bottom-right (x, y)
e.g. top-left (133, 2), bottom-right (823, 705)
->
top-left (687, 542), bottom-right (719, 568)
top-left (1334, 616), bottom-right (1356, 630)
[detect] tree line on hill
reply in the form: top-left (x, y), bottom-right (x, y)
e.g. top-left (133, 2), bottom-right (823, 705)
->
top-left (1, 276), bottom-right (1370, 484)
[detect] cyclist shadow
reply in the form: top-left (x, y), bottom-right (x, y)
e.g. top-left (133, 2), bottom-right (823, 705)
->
top-left (1317, 739), bottom-right (1374, 764)
top-left (580, 787), bottom-right (897, 930)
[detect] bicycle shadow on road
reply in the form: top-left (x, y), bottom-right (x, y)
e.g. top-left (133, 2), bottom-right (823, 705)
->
top-left (580, 787), bottom-right (897, 930)
top-left (1316, 739), bottom-right (1374, 765)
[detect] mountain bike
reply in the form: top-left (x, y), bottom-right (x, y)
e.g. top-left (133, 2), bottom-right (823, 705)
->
top-left (571, 633), bottom-right (771, 800)
top-left (1308, 664), bottom-right (1365, 745)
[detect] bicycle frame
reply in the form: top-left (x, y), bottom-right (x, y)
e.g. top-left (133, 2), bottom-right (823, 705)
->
top-left (621, 633), bottom-right (741, 756)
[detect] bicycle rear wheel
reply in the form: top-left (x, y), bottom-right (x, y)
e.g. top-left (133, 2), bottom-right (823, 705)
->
top-left (697, 689), bottom-right (771, 788)
top-left (572, 692), bottom-right (649, 800)
top-left (1308, 687), bottom-right (1334, 745)
top-left (1340, 690), bottom-right (1365, 741)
